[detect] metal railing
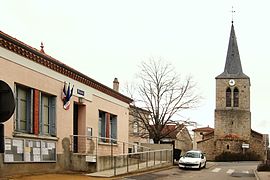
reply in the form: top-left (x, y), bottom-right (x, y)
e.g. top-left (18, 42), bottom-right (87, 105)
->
top-left (112, 149), bottom-right (173, 176)
top-left (70, 135), bottom-right (173, 176)
top-left (70, 135), bottom-right (151, 156)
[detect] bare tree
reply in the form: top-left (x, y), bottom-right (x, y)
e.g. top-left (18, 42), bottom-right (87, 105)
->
top-left (130, 57), bottom-right (201, 143)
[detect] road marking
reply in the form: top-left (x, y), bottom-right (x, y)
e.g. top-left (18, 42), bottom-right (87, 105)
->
top-left (211, 168), bottom-right (221, 172)
top-left (226, 169), bottom-right (234, 174)
top-left (242, 170), bottom-right (249, 174)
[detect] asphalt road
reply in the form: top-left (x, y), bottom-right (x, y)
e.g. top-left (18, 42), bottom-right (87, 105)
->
top-left (9, 161), bottom-right (260, 180)
top-left (119, 161), bottom-right (260, 180)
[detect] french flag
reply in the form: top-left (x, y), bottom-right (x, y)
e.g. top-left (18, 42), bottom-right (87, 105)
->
top-left (63, 83), bottom-right (74, 110)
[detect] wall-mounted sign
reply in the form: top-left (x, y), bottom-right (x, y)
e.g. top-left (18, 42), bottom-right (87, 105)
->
top-left (77, 89), bottom-right (85, 96)
top-left (242, 143), bottom-right (249, 149)
top-left (86, 155), bottom-right (96, 162)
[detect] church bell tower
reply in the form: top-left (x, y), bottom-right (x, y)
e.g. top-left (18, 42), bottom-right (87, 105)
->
top-left (214, 21), bottom-right (251, 142)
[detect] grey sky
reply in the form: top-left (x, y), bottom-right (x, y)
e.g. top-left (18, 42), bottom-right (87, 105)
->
top-left (1, 0), bottom-right (270, 135)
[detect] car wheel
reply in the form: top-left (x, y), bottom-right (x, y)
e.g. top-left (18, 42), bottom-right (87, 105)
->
top-left (198, 163), bottom-right (201, 170)
top-left (203, 161), bottom-right (207, 168)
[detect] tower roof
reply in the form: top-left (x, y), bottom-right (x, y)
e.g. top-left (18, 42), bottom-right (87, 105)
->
top-left (216, 22), bottom-right (249, 79)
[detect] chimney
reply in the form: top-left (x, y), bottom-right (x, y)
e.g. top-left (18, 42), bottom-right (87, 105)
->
top-left (113, 78), bottom-right (119, 92)
top-left (40, 42), bottom-right (45, 53)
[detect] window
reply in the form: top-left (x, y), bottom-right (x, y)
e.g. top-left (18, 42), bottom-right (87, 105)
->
top-left (233, 88), bottom-right (239, 107)
top-left (133, 121), bottom-right (139, 134)
top-left (98, 111), bottom-right (106, 142)
top-left (98, 110), bottom-right (117, 143)
top-left (226, 87), bottom-right (232, 107)
top-left (15, 86), bottom-right (33, 133)
top-left (39, 93), bottom-right (56, 136)
top-left (110, 114), bottom-right (117, 142)
top-left (15, 84), bottom-right (56, 136)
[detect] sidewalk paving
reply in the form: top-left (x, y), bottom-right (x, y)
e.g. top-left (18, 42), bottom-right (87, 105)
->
top-left (254, 170), bottom-right (270, 180)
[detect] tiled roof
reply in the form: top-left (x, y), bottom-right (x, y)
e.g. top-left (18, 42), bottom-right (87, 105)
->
top-left (0, 31), bottom-right (133, 104)
top-left (149, 124), bottom-right (184, 139)
top-left (192, 126), bottom-right (214, 132)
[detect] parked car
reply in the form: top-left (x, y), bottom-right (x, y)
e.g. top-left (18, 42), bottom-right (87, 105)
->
top-left (178, 150), bottom-right (206, 169)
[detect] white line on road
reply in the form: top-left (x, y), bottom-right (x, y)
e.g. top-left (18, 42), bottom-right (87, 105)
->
top-left (242, 170), bottom-right (249, 174)
top-left (211, 168), bottom-right (221, 172)
top-left (226, 169), bottom-right (234, 174)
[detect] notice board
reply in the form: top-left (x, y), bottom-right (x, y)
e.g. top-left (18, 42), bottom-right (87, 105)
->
top-left (4, 138), bottom-right (56, 163)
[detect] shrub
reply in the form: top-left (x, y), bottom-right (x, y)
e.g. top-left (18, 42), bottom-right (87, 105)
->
top-left (215, 151), bottom-right (260, 161)
top-left (257, 161), bottom-right (270, 171)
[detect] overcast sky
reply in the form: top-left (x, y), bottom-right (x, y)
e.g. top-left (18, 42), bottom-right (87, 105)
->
top-left (1, 0), bottom-right (270, 135)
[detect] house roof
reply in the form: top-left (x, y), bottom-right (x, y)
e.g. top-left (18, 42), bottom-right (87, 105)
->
top-left (216, 22), bottom-right (249, 79)
top-left (192, 126), bottom-right (214, 132)
top-left (0, 31), bottom-right (133, 104)
top-left (149, 124), bottom-right (184, 139)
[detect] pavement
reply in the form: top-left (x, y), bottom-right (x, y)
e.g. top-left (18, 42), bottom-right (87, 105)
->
top-left (254, 170), bottom-right (270, 180)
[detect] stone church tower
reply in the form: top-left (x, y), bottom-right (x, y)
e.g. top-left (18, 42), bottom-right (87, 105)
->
top-left (214, 21), bottom-right (251, 151)
top-left (196, 21), bottom-right (267, 161)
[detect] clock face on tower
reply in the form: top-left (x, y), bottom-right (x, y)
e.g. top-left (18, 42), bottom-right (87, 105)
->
top-left (229, 79), bottom-right (235, 86)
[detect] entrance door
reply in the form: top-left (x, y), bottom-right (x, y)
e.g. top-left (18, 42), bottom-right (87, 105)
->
top-left (73, 103), bottom-right (78, 153)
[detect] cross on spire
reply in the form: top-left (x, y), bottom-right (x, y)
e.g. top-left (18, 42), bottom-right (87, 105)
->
top-left (231, 6), bottom-right (236, 23)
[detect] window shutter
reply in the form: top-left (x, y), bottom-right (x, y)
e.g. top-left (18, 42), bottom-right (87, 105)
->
top-left (39, 93), bottom-right (43, 134)
top-left (49, 97), bottom-right (56, 136)
top-left (26, 89), bottom-right (33, 133)
top-left (111, 116), bottom-right (117, 141)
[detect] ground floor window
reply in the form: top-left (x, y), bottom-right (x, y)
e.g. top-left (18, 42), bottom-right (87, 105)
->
top-left (98, 110), bottom-right (117, 143)
top-left (15, 84), bottom-right (56, 136)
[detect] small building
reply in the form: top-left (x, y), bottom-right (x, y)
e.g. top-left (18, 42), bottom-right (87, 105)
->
top-left (192, 126), bottom-right (214, 150)
top-left (128, 106), bottom-right (150, 152)
top-left (0, 31), bottom-right (133, 177)
top-left (149, 124), bottom-right (192, 154)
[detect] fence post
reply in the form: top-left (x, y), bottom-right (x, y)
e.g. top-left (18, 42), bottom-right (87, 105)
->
top-left (127, 154), bottom-right (129, 173)
top-left (111, 140), bottom-right (113, 169)
top-left (96, 137), bottom-right (98, 157)
top-left (114, 156), bottom-right (117, 176)
top-left (123, 142), bottom-right (125, 154)
top-left (154, 151), bottom-right (156, 166)
top-left (137, 154), bottom-right (140, 170)
top-left (160, 150), bottom-right (162, 164)
top-left (166, 150), bottom-right (167, 162)
top-left (146, 151), bottom-right (148, 168)
top-left (171, 149), bottom-right (173, 165)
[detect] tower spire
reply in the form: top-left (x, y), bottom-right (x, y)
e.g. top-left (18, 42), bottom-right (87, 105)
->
top-left (216, 22), bottom-right (249, 79)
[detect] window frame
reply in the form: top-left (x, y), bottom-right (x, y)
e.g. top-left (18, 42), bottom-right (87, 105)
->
top-left (39, 92), bottom-right (56, 136)
top-left (98, 110), bottom-right (117, 143)
top-left (233, 88), bottom-right (239, 107)
top-left (15, 85), bottom-right (33, 133)
top-left (226, 87), bottom-right (232, 107)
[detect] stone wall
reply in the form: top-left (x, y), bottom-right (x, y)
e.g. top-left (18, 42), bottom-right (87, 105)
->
top-left (215, 78), bottom-right (250, 111)
top-left (197, 137), bottom-right (215, 161)
top-left (215, 110), bottom-right (251, 140)
top-left (175, 127), bottom-right (192, 154)
top-left (215, 139), bottom-right (245, 155)
top-left (249, 133), bottom-right (266, 160)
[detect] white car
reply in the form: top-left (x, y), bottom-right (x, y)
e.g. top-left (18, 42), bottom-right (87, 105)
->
top-left (178, 150), bottom-right (206, 169)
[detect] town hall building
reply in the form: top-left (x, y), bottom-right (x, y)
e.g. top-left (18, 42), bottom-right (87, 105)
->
top-left (197, 21), bottom-right (268, 161)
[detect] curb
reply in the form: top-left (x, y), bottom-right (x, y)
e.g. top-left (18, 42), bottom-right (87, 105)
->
top-left (254, 170), bottom-right (261, 180)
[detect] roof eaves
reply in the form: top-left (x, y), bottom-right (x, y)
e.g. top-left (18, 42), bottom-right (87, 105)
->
top-left (0, 31), bottom-right (133, 104)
